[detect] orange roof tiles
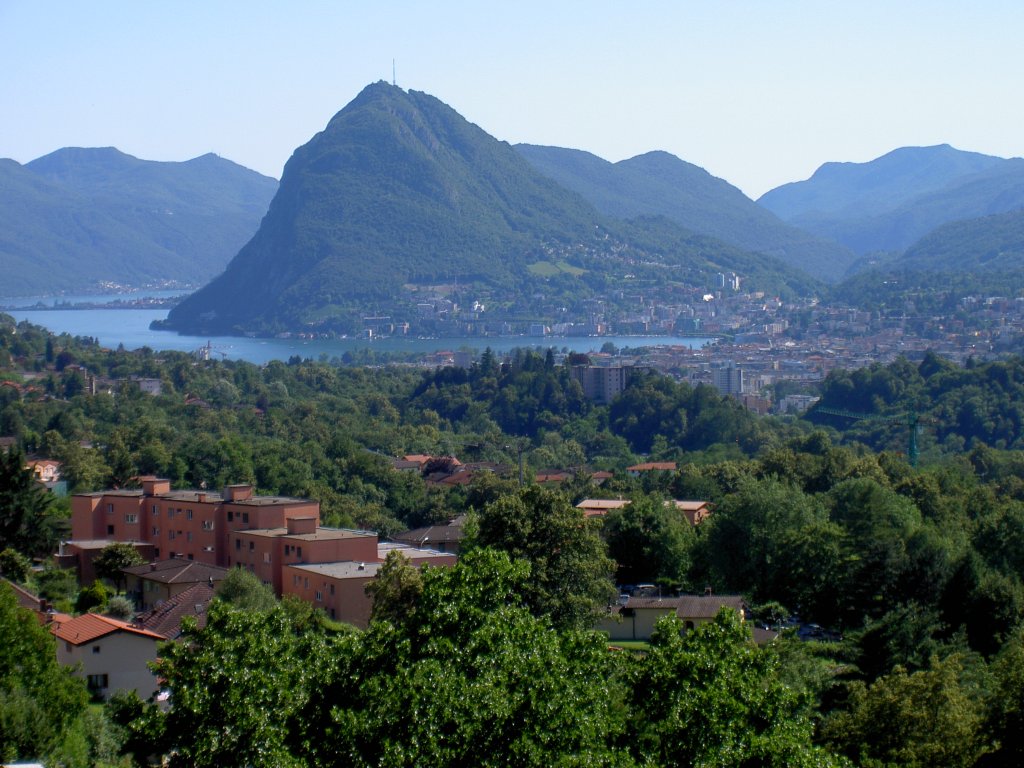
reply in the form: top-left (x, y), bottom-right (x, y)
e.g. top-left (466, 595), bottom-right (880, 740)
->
top-left (51, 613), bottom-right (166, 645)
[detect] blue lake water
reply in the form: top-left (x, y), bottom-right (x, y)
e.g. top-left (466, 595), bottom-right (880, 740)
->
top-left (4, 300), bottom-right (713, 364)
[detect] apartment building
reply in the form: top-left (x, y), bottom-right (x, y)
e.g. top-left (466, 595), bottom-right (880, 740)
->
top-left (71, 478), bottom-right (319, 566)
top-left (67, 477), bottom-right (456, 625)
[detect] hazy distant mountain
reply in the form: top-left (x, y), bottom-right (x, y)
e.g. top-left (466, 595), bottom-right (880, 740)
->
top-left (0, 148), bottom-right (277, 297)
top-left (517, 145), bottom-right (856, 281)
top-left (757, 145), bottom-right (1024, 255)
top-left (165, 82), bottom-right (816, 336)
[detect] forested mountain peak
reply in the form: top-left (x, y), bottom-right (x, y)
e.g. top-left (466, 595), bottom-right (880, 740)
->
top-left (165, 83), bottom-right (814, 336)
top-left (0, 147), bottom-right (278, 297)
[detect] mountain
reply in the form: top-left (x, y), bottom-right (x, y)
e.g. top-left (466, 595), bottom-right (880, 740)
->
top-left (757, 145), bottom-right (1024, 255)
top-left (897, 207), bottom-right (1024, 272)
top-left (164, 82), bottom-right (816, 337)
top-left (516, 145), bottom-right (856, 281)
top-left (0, 148), bottom-right (277, 297)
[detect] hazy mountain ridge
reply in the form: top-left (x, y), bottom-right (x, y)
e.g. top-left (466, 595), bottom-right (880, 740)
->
top-left (517, 144), bottom-right (856, 280)
top-left (165, 82), bottom-right (816, 336)
top-left (0, 149), bottom-right (277, 297)
top-left (758, 145), bottom-right (1024, 256)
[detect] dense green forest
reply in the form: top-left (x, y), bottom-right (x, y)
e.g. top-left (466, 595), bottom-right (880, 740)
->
top-left (6, 315), bottom-right (1024, 765)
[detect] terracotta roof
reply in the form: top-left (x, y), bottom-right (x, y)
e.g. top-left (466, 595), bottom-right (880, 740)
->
top-left (627, 462), bottom-right (678, 472)
top-left (136, 582), bottom-right (215, 639)
top-left (123, 559), bottom-right (229, 585)
top-left (671, 500), bottom-right (711, 511)
top-left (52, 613), bottom-right (166, 645)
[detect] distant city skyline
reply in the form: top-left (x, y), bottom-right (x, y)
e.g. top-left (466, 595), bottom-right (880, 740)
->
top-left (2, 1), bottom-right (1022, 198)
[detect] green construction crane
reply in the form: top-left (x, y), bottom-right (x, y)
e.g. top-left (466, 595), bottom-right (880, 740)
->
top-left (815, 406), bottom-right (935, 467)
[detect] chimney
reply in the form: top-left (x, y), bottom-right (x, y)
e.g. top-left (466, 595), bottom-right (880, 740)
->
top-left (197, 493), bottom-right (206, 503)
top-left (142, 477), bottom-right (171, 496)
top-left (704, 585), bottom-right (713, 596)
top-left (286, 516), bottom-right (317, 535)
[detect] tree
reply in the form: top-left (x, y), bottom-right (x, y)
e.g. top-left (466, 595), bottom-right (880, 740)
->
top-left (74, 581), bottom-right (108, 614)
top-left (697, 477), bottom-right (847, 623)
top-left (93, 543), bottom-right (144, 594)
top-left (214, 566), bottom-right (277, 612)
top-left (35, 565), bottom-right (78, 605)
top-left (822, 654), bottom-right (991, 768)
top-left (0, 547), bottom-right (31, 583)
top-left (627, 609), bottom-right (843, 767)
top-left (105, 595), bottom-right (135, 620)
top-left (0, 582), bottom-right (89, 763)
top-left (476, 485), bottom-right (615, 630)
top-left (0, 448), bottom-right (56, 557)
top-left (154, 600), bottom-right (329, 768)
top-left (308, 549), bottom-right (632, 767)
top-left (603, 494), bottom-right (694, 589)
top-left (365, 550), bottom-right (423, 626)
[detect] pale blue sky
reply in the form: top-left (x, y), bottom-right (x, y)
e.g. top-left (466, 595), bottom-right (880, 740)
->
top-left (2, 1), bottom-right (1022, 198)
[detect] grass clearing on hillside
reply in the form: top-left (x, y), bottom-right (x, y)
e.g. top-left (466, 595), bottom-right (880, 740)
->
top-left (528, 260), bottom-right (587, 277)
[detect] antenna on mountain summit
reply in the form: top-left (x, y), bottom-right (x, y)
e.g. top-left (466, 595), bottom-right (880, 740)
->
top-left (392, 59), bottom-right (396, 87)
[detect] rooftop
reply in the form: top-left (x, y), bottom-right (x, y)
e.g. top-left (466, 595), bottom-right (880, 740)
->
top-left (287, 561), bottom-right (383, 580)
top-left (52, 613), bottom-right (166, 645)
top-left (135, 582), bottom-right (215, 639)
top-left (122, 559), bottom-right (229, 584)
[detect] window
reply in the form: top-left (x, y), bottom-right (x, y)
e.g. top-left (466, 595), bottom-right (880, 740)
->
top-left (227, 511), bottom-right (234, 522)
top-left (154, 548), bottom-right (160, 558)
top-left (235, 539), bottom-right (240, 551)
top-left (125, 514), bottom-right (137, 524)
top-left (152, 504), bottom-right (158, 516)
top-left (293, 574), bottom-right (300, 586)
top-left (202, 520), bottom-right (214, 531)
top-left (187, 554), bottom-right (193, 560)
top-left (329, 584), bottom-right (335, 596)
top-left (152, 527), bottom-right (159, 536)
top-left (92, 645), bottom-right (101, 654)
top-left (263, 552), bottom-right (271, 563)
top-left (107, 525), bottom-right (114, 535)
top-left (168, 531), bottom-right (176, 540)
top-left (106, 503), bottom-right (113, 514)
top-left (87, 674), bottom-right (109, 691)
top-left (315, 591), bottom-right (322, 602)
top-left (242, 512), bottom-right (249, 524)
top-left (297, 546), bottom-right (302, 558)
top-left (284, 545), bottom-right (290, 555)
top-left (186, 509), bottom-right (193, 520)
top-left (304, 578), bottom-right (309, 589)
top-left (249, 541), bottom-right (254, 552)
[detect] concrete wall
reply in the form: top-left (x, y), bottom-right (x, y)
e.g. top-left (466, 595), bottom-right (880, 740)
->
top-left (57, 631), bottom-right (160, 701)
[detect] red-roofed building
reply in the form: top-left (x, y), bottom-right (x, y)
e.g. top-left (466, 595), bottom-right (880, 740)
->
top-left (135, 582), bottom-right (215, 640)
top-left (626, 462), bottom-right (678, 476)
top-left (123, 559), bottom-right (228, 610)
top-left (52, 613), bottom-right (165, 700)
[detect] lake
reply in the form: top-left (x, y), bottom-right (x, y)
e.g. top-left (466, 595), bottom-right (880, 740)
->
top-left (4, 300), bottom-right (713, 364)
